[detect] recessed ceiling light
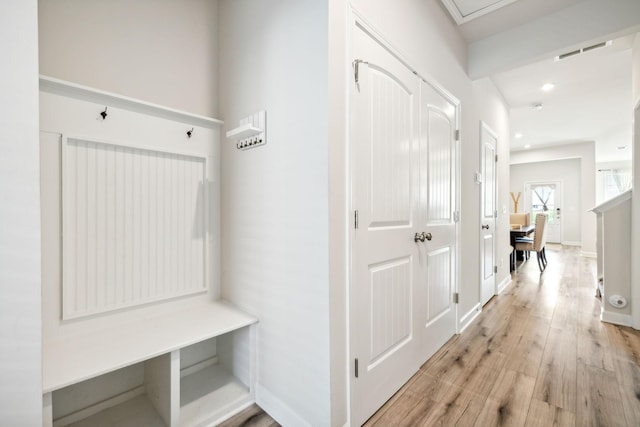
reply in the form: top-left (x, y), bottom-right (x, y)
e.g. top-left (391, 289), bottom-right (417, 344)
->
top-left (524, 144), bottom-right (531, 149)
top-left (541, 83), bottom-right (555, 92)
top-left (514, 133), bottom-right (523, 139)
top-left (532, 103), bottom-right (543, 111)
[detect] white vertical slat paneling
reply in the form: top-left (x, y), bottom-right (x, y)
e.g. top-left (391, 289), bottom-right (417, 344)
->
top-left (95, 143), bottom-right (107, 311)
top-left (426, 247), bottom-right (451, 323)
top-left (369, 68), bottom-right (412, 228)
top-left (62, 137), bottom-right (207, 319)
top-left (86, 141), bottom-right (97, 312)
top-left (427, 109), bottom-right (452, 223)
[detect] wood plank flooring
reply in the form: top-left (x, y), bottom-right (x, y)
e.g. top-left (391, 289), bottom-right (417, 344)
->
top-left (217, 404), bottom-right (280, 427)
top-left (222, 245), bottom-right (640, 426)
top-left (365, 244), bottom-right (640, 427)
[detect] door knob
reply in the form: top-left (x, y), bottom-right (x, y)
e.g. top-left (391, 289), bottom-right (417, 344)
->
top-left (482, 224), bottom-right (490, 230)
top-left (423, 232), bottom-right (432, 241)
top-left (414, 232), bottom-right (425, 242)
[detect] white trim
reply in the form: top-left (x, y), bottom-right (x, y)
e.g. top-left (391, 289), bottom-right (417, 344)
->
top-left (600, 309), bottom-right (633, 327)
top-left (589, 189), bottom-right (632, 213)
top-left (459, 303), bottom-right (482, 333)
top-left (350, 9), bottom-right (461, 108)
top-left (581, 251), bottom-right (597, 258)
top-left (440, 0), bottom-right (520, 25)
top-left (497, 276), bottom-right (512, 294)
top-left (562, 241), bottom-right (581, 247)
top-left (255, 383), bottom-right (311, 427)
top-left (40, 75), bottom-right (223, 128)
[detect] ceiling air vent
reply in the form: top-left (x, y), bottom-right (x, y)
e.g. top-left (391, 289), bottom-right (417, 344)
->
top-left (554, 41), bottom-right (612, 61)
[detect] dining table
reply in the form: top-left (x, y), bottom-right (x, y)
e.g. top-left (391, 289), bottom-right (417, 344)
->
top-left (509, 224), bottom-right (535, 271)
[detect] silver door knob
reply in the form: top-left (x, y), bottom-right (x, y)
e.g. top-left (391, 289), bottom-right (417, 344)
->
top-left (423, 232), bottom-right (432, 241)
top-left (482, 224), bottom-right (490, 230)
top-left (414, 232), bottom-right (425, 242)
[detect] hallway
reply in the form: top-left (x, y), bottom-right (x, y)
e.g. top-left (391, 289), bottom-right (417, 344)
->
top-left (364, 244), bottom-right (640, 426)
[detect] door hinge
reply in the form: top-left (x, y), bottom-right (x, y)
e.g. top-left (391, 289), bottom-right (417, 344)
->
top-left (494, 265), bottom-right (498, 274)
top-left (453, 211), bottom-right (460, 223)
top-left (354, 210), bottom-right (359, 229)
top-left (355, 358), bottom-right (359, 378)
top-left (453, 293), bottom-right (459, 304)
top-left (455, 129), bottom-right (460, 141)
top-left (495, 154), bottom-right (498, 162)
top-left (353, 59), bottom-right (369, 84)
top-left (494, 210), bottom-right (498, 219)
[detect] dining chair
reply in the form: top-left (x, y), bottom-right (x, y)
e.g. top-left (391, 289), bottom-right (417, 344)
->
top-left (515, 213), bottom-right (548, 272)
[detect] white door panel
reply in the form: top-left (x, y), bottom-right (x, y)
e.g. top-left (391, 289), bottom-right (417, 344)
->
top-left (525, 182), bottom-right (562, 243)
top-left (350, 24), bottom-right (420, 426)
top-left (418, 81), bottom-right (457, 357)
top-left (480, 123), bottom-right (497, 306)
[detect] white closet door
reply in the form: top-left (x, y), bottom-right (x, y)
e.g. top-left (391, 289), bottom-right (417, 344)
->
top-left (350, 24), bottom-right (421, 426)
top-left (416, 80), bottom-right (459, 358)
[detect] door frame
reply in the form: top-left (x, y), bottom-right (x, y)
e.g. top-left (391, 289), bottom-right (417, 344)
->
top-left (347, 9), bottom-right (461, 426)
top-left (523, 180), bottom-right (564, 244)
top-left (479, 121), bottom-right (497, 304)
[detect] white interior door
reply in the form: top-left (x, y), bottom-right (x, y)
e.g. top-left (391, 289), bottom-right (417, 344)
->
top-left (350, 24), bottom-right (421, 426)
top-left (525, 182), bottom-right (562, 243)
top-left (480, 123), bottom-right (497, 306)
top-left (417, 80), bottom-right (458, 358)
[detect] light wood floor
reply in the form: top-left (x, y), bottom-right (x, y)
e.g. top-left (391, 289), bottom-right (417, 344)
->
top-left (223, 245), bottom-right (640, 426)
top-left (217, 404), bottom-right (280, 427)
top-left (365, 244), bottom-right (640, 426)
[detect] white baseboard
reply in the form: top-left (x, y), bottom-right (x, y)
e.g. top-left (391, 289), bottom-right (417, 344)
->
top-left (256, 383), bottom-right (312, 427)
top-left (497, 276), bottom-right (512, 294)
top-left (562, 241), bottom-right (581, 247)
top-left (601, 310), bottom-right (633, 327)
top-left (581, 251), bottom-right (597, 258)
top-left (459, 303), bottom-right (482, 333)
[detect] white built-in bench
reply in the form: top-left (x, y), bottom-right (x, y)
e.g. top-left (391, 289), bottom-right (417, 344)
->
top-left (43, 300), bottom-right (257, 427)
top-left (39, 77), bottom-right (257, 426)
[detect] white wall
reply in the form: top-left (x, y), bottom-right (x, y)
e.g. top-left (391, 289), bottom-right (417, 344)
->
top-left (218, 1), bottom-right (331, 425)
top-left (0, 1), bottom-right (43, 424)
top-left (510, 159), bottom-right (582, 245)
top-left (511, 142), bottom-right (596, 255)
top-left (38, 0), bottom-right (220, 118)
top-left (631, 33), bottom-right (640, 329)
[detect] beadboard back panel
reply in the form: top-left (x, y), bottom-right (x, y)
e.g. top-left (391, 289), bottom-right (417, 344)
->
top-left (62, 137), bottom-right (208, 319)
top-left (40, 76), bottom-right (221, 339)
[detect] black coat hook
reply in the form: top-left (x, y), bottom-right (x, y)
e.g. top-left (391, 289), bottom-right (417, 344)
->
top-left (100, 107), bottom-right (108, 120)
top-left (187, 128), bottom-right (194, 138)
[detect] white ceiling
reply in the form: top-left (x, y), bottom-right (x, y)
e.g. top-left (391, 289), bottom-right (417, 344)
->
top-left (441, 0), bottom-right (637, 164)
top-left (492, 35), bottom-right (633, 163)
